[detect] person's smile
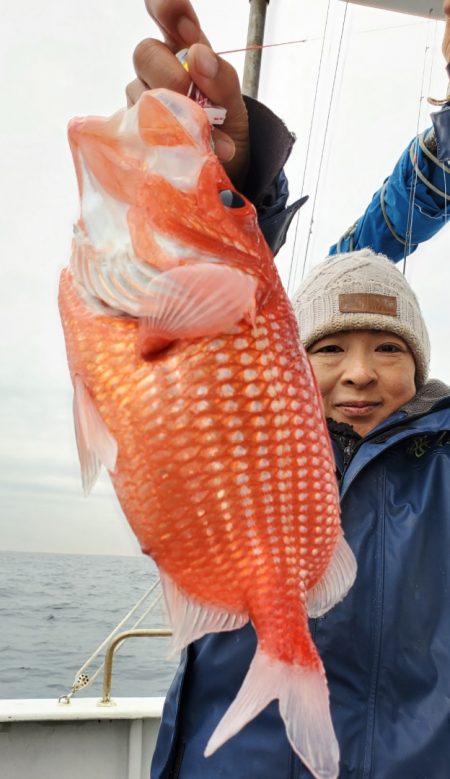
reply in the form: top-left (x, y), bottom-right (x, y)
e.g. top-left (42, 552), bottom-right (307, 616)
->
top-left (334, 400), bottom-right (383, 418)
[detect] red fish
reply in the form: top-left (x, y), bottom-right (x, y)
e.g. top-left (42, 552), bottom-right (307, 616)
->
top-left (59, 89), bottom-right (356, 779)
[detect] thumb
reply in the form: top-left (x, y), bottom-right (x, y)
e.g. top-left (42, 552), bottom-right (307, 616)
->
top-left (187, 44), bottom-right (250, 188)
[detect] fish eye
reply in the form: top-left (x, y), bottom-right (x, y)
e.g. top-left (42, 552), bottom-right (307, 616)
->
top-left (219, 189), bottom-right (246, 209)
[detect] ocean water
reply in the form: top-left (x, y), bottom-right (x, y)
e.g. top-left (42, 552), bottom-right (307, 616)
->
top-left (0, 551), bottom-right (179, 700)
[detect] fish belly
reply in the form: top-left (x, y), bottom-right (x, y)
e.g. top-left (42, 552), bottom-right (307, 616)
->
top-left (60, 268), bottom-right (339, 613)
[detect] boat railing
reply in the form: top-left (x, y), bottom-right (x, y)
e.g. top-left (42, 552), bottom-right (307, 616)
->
top-left (100, 628), bottom-right (173, 705)
top-left (59, 579), bottom-right (172, 704)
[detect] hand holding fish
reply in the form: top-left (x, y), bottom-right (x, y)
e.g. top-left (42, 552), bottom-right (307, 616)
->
top-left (127, 0), bottom-right (250, 187)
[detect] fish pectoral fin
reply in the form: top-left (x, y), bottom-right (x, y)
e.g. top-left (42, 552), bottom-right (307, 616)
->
top-left (73, 375), bottom-right (118, 495)
top-left (137, 262), bottom-right (258, 355)
top-left (205, 647), bottom-right (339, 779)
top-left (306, 534), bottom-right (357, 618)
top-left (160, 570), bottom-right (248, 656)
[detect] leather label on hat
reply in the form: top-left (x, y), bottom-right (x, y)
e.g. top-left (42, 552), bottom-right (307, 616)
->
top-left (339, 293), bottom-right (397, 316)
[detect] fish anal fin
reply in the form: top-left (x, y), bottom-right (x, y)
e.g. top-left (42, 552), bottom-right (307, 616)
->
top-left (160, 571), bottom-right (248, 656)
top-left (307, 534), bottom-right (357, 619)
top-left (205, 647), bottom-right (339, 779)
top-left (73, 375), bottom-right (118, 495)
top-left (137, 263), bottom-right (258, 353)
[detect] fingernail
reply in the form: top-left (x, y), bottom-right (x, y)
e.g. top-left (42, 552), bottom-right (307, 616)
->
top-left (196, 46), bottom-right (219, 79)
top-left (177, 16), bottom-right (200, 45)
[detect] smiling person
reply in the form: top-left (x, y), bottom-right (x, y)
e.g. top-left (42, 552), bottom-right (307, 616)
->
top-left (287, 249), bottom-right (450, 777)
top-left (295, 249), bottom-right (430, 438)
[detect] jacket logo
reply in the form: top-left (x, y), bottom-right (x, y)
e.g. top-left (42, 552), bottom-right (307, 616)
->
top-left (406, 432), bottom-right (450, 458)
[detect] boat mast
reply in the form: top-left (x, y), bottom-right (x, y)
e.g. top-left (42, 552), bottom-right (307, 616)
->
top-left (242, 0), bottom-right (270, 98)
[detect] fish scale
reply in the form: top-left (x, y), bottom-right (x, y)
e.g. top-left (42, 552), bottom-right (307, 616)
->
top-left (61, 271), bottom-right (333, 656)
top-left (59, 87), bottom-right (357, 779)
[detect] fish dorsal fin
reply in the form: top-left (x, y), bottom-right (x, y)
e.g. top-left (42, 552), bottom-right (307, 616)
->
top-left (306, 534), bottom-right (357, 619)
top-left (138, 263), bottom-right (257, 355)
top-left (160, 570), bottom-right (248, 655)
top-left (73, 375), bottom-right (118, 495)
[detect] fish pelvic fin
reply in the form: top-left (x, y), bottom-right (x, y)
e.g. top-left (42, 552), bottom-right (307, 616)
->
top-left (137, 263), bottom-right (257, 356)
top-left (205, 646), bottom-right (339, 779)
top-left (307, 533), bottom-right (357, 619)
top-left (160, 571), bottom-right (248, 656)
top-left (73, 375), bottom-right (118, 495)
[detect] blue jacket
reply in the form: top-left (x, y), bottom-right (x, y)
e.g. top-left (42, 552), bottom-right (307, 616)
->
top-left (151, 386), bottom-right (450, 778)
top-left (328, 128), bottom-right (450, 261)
top-left (240, 97), bottom-right (450, 263)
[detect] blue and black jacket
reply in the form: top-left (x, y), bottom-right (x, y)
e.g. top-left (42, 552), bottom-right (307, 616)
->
top-left (151, 384), bottom-right (450, 779)
top-left (150, 98), bottom-right (450, 779)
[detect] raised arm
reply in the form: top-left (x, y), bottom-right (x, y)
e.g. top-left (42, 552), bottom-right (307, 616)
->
top-left (329, 1), bottom-right (450, 261)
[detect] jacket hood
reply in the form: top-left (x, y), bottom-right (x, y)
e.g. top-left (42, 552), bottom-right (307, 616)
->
top-left (401, 378), bottom-right (450, 416)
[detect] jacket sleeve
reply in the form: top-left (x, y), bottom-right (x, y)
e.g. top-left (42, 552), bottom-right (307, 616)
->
top-left (329, 104), bottom-right (450, 262)
top-left (241, 96), bottom-right (307, 255)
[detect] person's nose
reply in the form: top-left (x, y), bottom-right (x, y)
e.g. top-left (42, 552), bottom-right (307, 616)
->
top-left (341, 354), bottom-right (376, 387)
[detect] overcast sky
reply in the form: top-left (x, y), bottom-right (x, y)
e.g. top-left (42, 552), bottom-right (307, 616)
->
top-left (1, 0), bottom-right (448, 556)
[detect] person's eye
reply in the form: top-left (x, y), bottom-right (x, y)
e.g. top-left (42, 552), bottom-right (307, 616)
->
top-left (314, 344), bottom-right (343, 354)
top-left (376, 343), bottom-right (402, 353)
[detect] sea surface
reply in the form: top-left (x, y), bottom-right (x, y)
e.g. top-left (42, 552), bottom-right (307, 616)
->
top-left (0, 551), bottom-right (179, 700)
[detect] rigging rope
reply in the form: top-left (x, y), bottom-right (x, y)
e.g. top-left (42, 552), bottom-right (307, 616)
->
top-left (63, 578), bottom-right (165, 698)
top-left (402, 17), bottom-right (437, 273)
top-left (298, 1), bottom-right (349, 288)
top-left (286, 0), bottom-right (332, 297)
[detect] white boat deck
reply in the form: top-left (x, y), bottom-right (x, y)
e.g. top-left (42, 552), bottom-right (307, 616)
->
top-left (0, 697), bottom-right (164, 779)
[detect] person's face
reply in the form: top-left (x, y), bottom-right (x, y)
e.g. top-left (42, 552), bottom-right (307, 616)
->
top-left (308, 330), bottom-right (416, 437)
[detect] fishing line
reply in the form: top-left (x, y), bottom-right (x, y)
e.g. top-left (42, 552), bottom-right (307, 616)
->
top-left (217, 38), bottom-right (308, 55)
top-left (286, 0), bottom-right (332, 298)
top-left (216, 21), bottom-right (426, 57)
top-left (402, 17), bottom-right (436, 274)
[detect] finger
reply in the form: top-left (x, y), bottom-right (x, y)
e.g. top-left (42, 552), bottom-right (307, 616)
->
top-left (186, 44), bottom-right (249, 185)
top-left (133, 38), bottom-right (191, 93)
top-left (187, 44), bottom-right (249, 144)
top-left (144, 0), bottom-right (210, 51)
top-left (126, 78), bottom-right (148, 108)
top-left (187, 45), bottom-right (246, 114)
top-left (211, 128), bottom-right (236, 164)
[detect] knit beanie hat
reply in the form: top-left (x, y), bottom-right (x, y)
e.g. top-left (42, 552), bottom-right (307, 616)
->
top-left (292, 249), bottom-right (430, 387)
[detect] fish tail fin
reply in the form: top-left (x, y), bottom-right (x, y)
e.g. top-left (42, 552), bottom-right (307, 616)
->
top-left (205, 646), bottom-right (339, 779)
